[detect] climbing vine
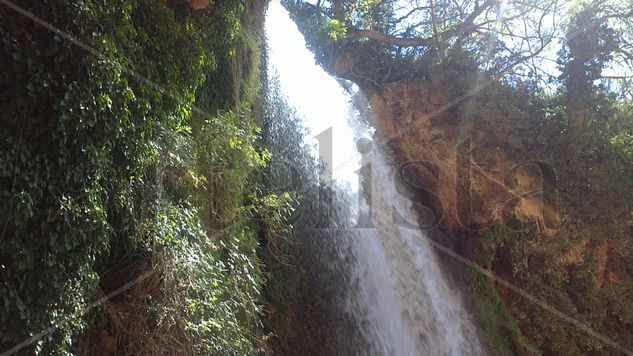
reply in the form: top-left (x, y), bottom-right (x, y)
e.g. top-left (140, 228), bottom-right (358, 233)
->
top-left (1, 0), bottom-right (286, 354)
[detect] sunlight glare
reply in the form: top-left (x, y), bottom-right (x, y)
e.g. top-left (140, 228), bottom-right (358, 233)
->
top-left (265, 1), bottom-right (362, 189)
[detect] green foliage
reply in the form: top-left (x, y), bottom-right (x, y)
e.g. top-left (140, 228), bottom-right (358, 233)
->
top-left (149, 201), bottom-right (265, 355)
top-left (412, 58), bottom-right (633, 356)
top-left (448, 65), bottom-right (632, 356)
top-left (468, 270), bottom-right (537, 356)
top-left (468, 225), bottom-right (540, 356)
top-left (327, 19), bottom-right (347, 41)
top-left (560, 1), bottom-right (619, 86)
top-left (0, 0), bottom-right (287, 354)
top-left (610, 133), bottom-right (633, 158)
top-left (522, 92), bottom-right (633, 222)
top-left (472, 221), bottom-right (633, 355)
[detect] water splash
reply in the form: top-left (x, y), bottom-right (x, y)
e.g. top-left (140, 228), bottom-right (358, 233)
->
top-left (265, 2), bottom-right (485, 354)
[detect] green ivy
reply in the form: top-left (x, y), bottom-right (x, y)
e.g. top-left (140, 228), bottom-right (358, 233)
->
top-left (1, 0), bottom-right (285, 354)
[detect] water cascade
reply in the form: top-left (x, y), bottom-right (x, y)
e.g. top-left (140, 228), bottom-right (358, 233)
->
top-left (264, 2), bottom-right (485, 354)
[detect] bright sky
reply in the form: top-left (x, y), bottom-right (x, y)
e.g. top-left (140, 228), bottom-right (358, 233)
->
top-left (265, 1), bottom-right (365, 190)
top-left (287, 0), bottom-right (631, 92)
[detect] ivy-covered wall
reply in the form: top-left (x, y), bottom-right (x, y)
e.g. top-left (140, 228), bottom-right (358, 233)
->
top-left (0, 0), bottom-right (285, 354)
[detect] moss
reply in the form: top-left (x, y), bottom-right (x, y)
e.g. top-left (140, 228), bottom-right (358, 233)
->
top-left (468, 270), bottom-right (539, 356)
top-left (467, 225), bottom-right (540, 355)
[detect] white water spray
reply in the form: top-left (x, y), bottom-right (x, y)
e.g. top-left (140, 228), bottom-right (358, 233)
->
top-left (266, 3), bottom-right (485, 354)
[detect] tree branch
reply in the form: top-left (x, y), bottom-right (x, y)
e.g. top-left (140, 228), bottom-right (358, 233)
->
top-left (348, 0), bottom-right (499, 48)
top-left (349, 29), bottom-right (429, 46)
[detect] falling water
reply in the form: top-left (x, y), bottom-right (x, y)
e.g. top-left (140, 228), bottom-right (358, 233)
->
top-left (265, 2), bottom-right (485, 354)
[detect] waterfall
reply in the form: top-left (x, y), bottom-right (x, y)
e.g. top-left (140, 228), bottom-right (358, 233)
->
top-left (264, 2), bottom-right (485, 354)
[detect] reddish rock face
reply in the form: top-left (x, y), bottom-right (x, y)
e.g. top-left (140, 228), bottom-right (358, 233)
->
top-left (366, 77), bottom-right (560, 238)
top-left (187, 0), bottom-right (210, 10)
